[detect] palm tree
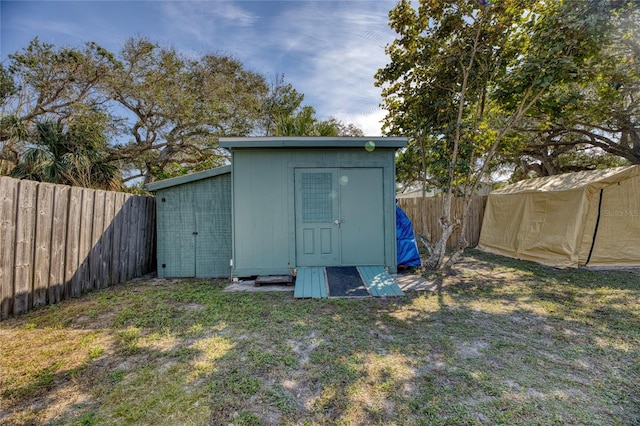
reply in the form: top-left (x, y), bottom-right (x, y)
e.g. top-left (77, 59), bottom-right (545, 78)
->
top-left (11, 119), bottom-right (121, 190)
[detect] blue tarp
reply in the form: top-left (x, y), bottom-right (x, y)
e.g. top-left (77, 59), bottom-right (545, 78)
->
top-left (396, 204), bottom-right (421, 267)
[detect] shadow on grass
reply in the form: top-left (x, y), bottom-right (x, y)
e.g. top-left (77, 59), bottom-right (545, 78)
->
top-left (465, 248), bottom-right (640, 291)
top-left (2, 261), bottom-right (639, 425)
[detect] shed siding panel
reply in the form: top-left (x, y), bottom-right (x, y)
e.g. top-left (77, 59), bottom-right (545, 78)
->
top-left (233, 152), bottom-right (290, 275)
top-left (157, 185), bottom-right (195, 277)
top-left (155, 172), bottom-right (231, 278)
top-left (231, 148), bottom-right (398, 276)
top-left (158, 190), bottom-right (180, 278)
top-left (194, 173), bottom-right (232, 278)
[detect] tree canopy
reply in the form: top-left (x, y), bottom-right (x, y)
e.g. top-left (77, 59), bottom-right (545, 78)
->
top-left (10, 116), bottom-right (120, 190)
top-left (379, 0), bottom-right (639, 192)
top-left (1, 37), bottom-right (364, 189)
top-left (1, 38), bottom-right (115, 175)
top-left (513, 5), bottom-right (640, 177)
top-left (103, 38), bottom-right (269, 184)
top-left (376, 0), bottom-right (638, 268)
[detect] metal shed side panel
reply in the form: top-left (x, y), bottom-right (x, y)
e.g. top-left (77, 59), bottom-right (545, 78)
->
top-left (155, 173), bottom-right (231, 278)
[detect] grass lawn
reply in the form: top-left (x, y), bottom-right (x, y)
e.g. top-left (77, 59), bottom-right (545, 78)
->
top-left (1, 249), bottom-right (639, 425)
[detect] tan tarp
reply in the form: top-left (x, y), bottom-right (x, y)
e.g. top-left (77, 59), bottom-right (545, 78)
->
top-left (478, 166), bottom-right (640, 268)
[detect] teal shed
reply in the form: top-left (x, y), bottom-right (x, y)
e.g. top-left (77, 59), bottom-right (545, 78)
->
top-left (219, 137), bottom-right (407, 277)
top-left (147, 166), bottom-right (232, 278)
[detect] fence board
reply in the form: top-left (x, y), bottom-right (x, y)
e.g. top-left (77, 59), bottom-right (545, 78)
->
top-left (65, 187), bottom-right (83, 299)
top-left (78, 189), bottom-right (94, 295)
top-left (137, 197), bottom-right (150, 276)
top-left (138, 197), bottom-right (148, 274)
top-left (49, 185), bottom-right (69, 304)
top-left (111, 192), bottom-right (125, 284)
top-left (128, 195), bottom-right (140, 280)
top-left (147, 196), bottom-right (156, 272)
top-left (101, 191), bottom-right (115, 288)
top-left (0, 177), bottom-right (18, 320)
top-left (13, 180), bottom-right (37, 314)
top-left (33, 182), bottom-right (54, 308)
top-left (397, 196), bottom-right (488, 249)
top-left (89, 190), bottom-right (105, 291)
top-left (119, 194), bottom-right (132, 282)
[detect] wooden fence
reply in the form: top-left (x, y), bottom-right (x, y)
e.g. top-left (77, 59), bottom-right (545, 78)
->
top-left (0, 177), bottom-right (156, 320)
top-left (397, 196), bottom-right (488, 249)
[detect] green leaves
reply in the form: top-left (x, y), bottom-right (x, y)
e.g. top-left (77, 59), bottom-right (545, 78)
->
top-left (377, 0), bottom-right (638, 267)
top-left (10, 118), bottom-right (121, 190)
top-left (1, 38), bottom-right (118, 181)
top-left (509, 3), bottom-right (640, 174)
top-left (379, 0), bottom-right (639, 188)
top-left (2, 36), bottom-right (366, 187)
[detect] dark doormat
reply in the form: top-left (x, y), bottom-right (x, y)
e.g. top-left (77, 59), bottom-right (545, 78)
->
top-left (326, 266), bottom-right (370, 297)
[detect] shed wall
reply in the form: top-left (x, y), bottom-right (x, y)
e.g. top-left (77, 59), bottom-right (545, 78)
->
top-left (156, 173), bottom-right (231, 278)
top-left (230, 148), bottom-right (398, 276)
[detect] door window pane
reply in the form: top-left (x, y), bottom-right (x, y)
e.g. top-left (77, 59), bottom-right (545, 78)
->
top-left (302, 172), bottom-right (333, 223)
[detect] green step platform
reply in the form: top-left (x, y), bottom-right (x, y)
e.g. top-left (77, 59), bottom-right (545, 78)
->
top-left (294, 266), bottom-right (404, 299)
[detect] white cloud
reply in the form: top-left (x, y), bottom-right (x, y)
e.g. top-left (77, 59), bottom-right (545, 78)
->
top-left (213, 2), bottom-right (259, 26)
top-left (263, 2), bottom-right (395, 134)
top-left (335, 109), bottom-right (388, 137)
top-left (129, 1), bottom-right (399, 134)
top-left (159, 1), bottom-right (259, 46)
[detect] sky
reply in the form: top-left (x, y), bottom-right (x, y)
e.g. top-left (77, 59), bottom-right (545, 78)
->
top-left (1, 0), bottom-right (401, 136)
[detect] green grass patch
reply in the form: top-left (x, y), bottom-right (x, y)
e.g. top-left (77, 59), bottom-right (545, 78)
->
top-left (1, 255), bottom-right (639, 425)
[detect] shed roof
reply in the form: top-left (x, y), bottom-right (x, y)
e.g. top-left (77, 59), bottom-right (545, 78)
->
top-left (146, 165), bottom-right (231, 191)
top-left (219, 136), bottom-right (407, 149)
top-left (493, 165), bottom-right (640, 195)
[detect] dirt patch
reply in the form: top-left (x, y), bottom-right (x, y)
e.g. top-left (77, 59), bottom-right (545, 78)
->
top-left (287, 331), bottom-right (321, 365)
top-left (456, 340), bottom-right (489, 358)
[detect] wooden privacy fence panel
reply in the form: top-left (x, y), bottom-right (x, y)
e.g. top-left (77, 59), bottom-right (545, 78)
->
top-left (397, 196), bottom-right (488, 249)
top-left (0, 176), bottom-right (156, 319)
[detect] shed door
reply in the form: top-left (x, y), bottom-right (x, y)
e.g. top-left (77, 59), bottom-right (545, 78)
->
top-left (158, 176), bottom-right (231, 278)
top-left (295, 168), bottom-right (384, 267)
top-left (159, 188), bottom-right (197, 277)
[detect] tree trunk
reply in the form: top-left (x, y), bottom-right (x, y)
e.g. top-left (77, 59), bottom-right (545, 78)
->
top-left (423, 220), bottom-right (455, 270)
top-left (445, 196), bottom-right (472, 268)
top-left (423, 191), bottom-right (456, 270)
top-left (418, 136), bottom-right (434, 256)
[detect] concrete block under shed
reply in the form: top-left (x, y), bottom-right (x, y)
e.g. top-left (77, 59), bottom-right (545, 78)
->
top-left (254, 275), bottom-right (294, 286)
